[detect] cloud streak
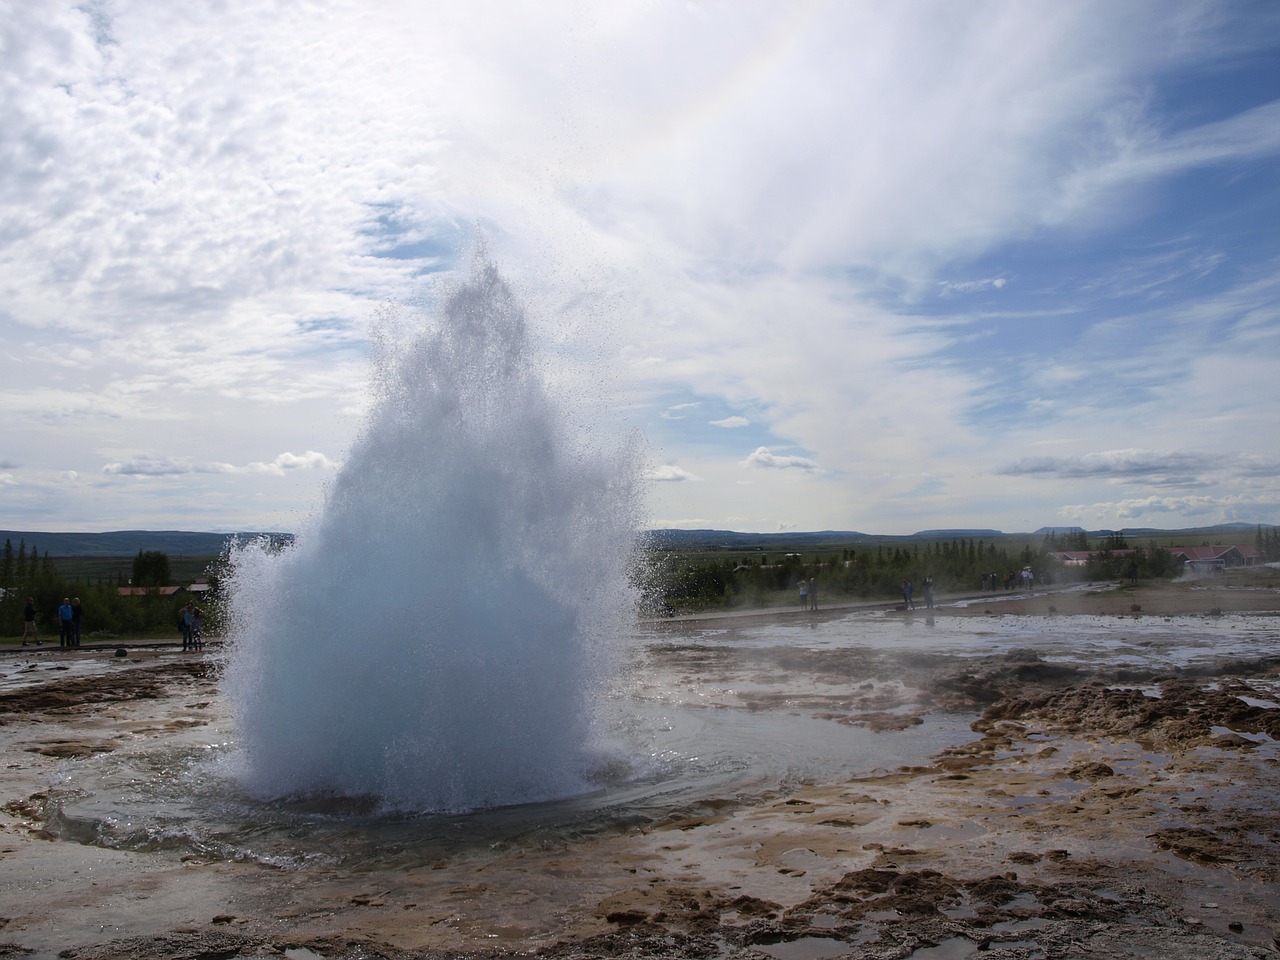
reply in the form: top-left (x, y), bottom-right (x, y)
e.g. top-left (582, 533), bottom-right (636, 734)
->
top-left (999, 450), bottom-right (1280, 487)
top-left (102, 451), bottom-right (336, 478)
top-left (742, 447), bottom-right (819, 473)
top-left (646, 465), bottom-right (701, 483)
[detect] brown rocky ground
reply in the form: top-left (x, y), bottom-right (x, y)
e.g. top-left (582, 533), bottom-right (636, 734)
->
top-left (1, 569), bottom-right (1278, 959)
top-left (940, 569), bottom-right (1280, 619)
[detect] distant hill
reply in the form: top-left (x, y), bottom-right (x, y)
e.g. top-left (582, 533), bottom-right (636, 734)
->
top-left (1117, 522), bottom-right (1265, 537)
top-left (643, 522), bottom-right (1274, 551)
top-left (911, 529), bottom-right (1004, 540)
top-left (0, 530), bottom-right (290, 557)
top-left (1, 522), bottom-right (1271, 558)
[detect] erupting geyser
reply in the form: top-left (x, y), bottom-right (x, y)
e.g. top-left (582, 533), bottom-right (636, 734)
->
top-left (222, 252), bottom-right (641, 812)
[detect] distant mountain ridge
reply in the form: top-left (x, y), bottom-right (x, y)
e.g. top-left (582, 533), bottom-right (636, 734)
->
top-left (0, 530), bottom-right (289, 557)
top-left (644, 522), bottom-right (1273, 551)
top-left (0, 522), bottom-right (1271, 557)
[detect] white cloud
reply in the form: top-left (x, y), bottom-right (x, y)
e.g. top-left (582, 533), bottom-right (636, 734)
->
top-left (710, 416), bottom-right (750, 428)
top-left (1060, 492), bottom-right (1280, 524)
top-left (742, 447), bottom-right (818, 472)
top-left (937, 277), bottom-right (1008, 297)
top-left (646, 465), bottom-right (701, 483)
top-left (102, 451), bottom-right (336, 478)
top-left (246, 451), bottom-right (338, 475)
top-left (102, 457), bottom-right (197, 478)
top-left (998, 450), bottom-right (1278, 486)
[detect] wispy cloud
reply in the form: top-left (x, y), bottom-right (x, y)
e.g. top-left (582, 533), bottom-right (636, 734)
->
top-left (646, 465), bottom-right (701, 483)
top-left (937, 278), bottom-right (1008, 297)
top-left (1061, 492), bottom-right (1280, 523)
top-left (998, 450), bottom-right (1277, 487)
top-left (103, 451), bottom-right (336, 478)
top-left (742, 447), bottom-right (818, 472)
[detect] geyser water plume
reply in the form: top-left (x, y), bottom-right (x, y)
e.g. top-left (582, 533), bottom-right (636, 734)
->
top-left (222, 253), bottom-right (641, 812)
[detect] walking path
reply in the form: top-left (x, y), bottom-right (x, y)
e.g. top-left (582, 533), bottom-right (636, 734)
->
top-left (647, 583), bottom-right (1090, 625)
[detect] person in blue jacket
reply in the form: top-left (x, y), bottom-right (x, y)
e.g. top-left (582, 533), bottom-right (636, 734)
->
top-left (58, 598), bottom-right (74, 647)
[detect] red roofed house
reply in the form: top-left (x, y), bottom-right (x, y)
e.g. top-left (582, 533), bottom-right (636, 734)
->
top-left (1167, 544), bottom-right (1260, 574)
top-left (116, 585), bottom-right (184, 597)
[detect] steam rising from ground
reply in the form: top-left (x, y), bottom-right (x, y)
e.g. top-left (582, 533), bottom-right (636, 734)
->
top-left (221, 253), bottom-right (641, 812)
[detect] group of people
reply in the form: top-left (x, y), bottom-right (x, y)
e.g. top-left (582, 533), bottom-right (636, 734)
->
top-left (180, 601), bottom-right (205, 650)
top-left (21, 596), bottom-right (85, 647)
top-left (20, 597), bottom-right (205, 650)
top-left (982, 570), bottom-right (1037, 591)
top-left (798, 577), bottom-right (819, 610)
top-left (900, 577), bottom-right (935, 610)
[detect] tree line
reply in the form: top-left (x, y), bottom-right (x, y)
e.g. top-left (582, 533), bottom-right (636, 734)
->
top-left (638, 534), bottom-right (1185, 615)
top-left (1255, 525), bottom-right (1280, 563)
top-left (1, 541), bottom-right (221, 639)
top-left (6, 527), bottom-right (1270, 635)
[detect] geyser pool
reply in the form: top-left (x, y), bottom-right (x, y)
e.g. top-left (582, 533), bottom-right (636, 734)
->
top-left (221, 253), bottom-right (641, 813)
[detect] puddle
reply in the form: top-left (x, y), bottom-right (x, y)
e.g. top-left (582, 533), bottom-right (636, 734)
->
top-left (754, 936), bottom-right (850, 960)
top-left (908, 936), bottom-right (977, 959)
top-left (1236, 696), bottom-right (1280, 709)
top-left (808, 913), bottom-right (843, 930)
top-left (992, 917), bottom-right (1052, 933)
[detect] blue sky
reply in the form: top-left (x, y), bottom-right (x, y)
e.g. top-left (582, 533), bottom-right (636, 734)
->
top-left (1, 0), bottom-right (1278, 535)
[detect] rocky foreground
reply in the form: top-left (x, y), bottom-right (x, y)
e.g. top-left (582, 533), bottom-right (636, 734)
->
top-left (1, 570), bottom-right (1278, 960)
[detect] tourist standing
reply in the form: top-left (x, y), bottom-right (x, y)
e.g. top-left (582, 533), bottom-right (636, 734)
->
top-left (798, 579), bottom-right (808, 609)
top-left (808, 577), bottom-right (818, 610)
top-left (923, 577), bottom-right (934, 609)
top-left (57, 598), bottom-right (74, 647)
top-left (21, 597), bottom-right (40, 646)
top-left (901, 579), bottom-right (914, 610)
top-left (70, 598), bottom-right (84, 646)
top-left (180, 602), bottom-right (196, 651)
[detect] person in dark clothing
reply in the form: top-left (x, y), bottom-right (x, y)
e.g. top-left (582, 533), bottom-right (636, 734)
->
top-left (70, 598), bottom-right (84, 646)
top-left (21, 597), bottom-right (41, 646)
top-left (180, 602), bottom-right (198, 651)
